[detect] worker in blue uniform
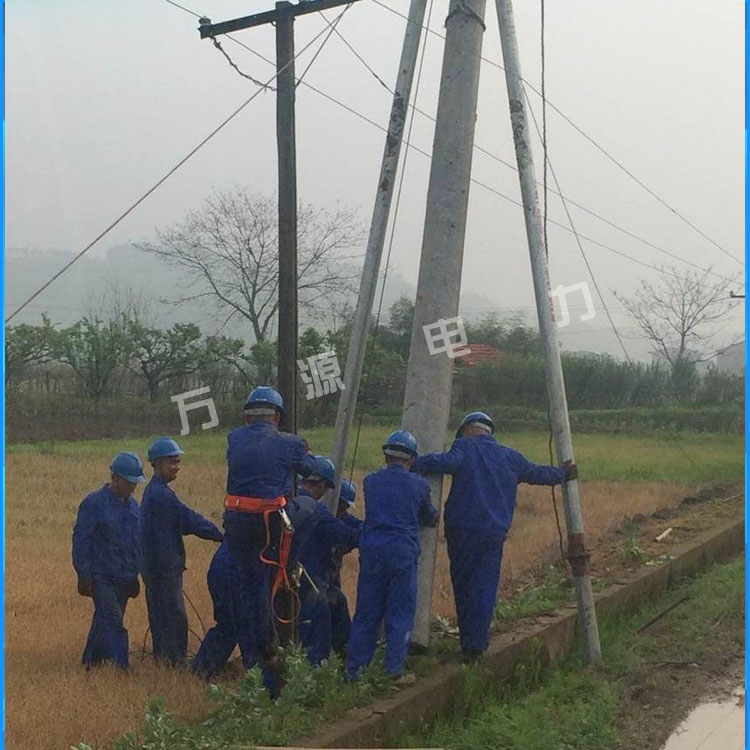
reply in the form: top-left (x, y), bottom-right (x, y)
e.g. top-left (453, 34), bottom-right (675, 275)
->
top-left (295, 459), bottom-right (360, 665)
top-left (223, 386), bottom-right (318, 682)
top-left (328, 479), bottom-right (363, 658)
top-left (141, 437), bottom-right (224, 666)
top-left (191, 539), bottom-right (240, 677)
top-left (415, 411), bottom-right (577, 662)
top-left (72, 452), bottom-right (145, 669)
top-left (192, 481), bottom-right (320, 678)
top-left (346, 431), bottom-right (438, 680)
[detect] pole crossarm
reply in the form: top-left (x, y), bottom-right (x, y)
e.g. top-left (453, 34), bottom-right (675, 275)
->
top-left (198, 0), bottom-right (363, 38)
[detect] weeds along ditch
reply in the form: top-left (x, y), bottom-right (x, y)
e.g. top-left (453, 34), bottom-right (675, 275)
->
top-left (397, 558), bottom-right (745, 750)
top-left (72, 651), bottom-right (394, 750)
top-left (72, 557), bottom-right (745, 750)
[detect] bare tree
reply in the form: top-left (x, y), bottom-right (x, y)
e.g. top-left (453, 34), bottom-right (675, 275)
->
top-left (84, 281), bottom-right (156, 328)
top-left (138, 187), bottom-right (364, 342)
top-left (615, 266), bottom-right (741, 365)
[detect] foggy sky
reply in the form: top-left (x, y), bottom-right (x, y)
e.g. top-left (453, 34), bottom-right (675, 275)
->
top-left (5, 0), bottom-right (745, 359)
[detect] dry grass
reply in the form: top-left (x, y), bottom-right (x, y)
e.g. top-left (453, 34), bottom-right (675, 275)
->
top-left (2, 450), bottom-right (717, 750)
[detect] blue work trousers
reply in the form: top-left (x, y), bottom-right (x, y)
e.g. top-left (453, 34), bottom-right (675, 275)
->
top-left (192, 568), bottom-right (239, 677)
top-left (82, 575), bottom-right (131, 669)
top-left (144, 572), bottom-right (187, 665)
top-left (299, 581), bottom-right (332, 666)
top-left (329, 586), bottom-right (352, 657)
top-left (223, 512), bottom-right (276, 670)
top-left (446, 525), bottom-right (505, 654)
top-left (346, 542), bottom-right (417, 679)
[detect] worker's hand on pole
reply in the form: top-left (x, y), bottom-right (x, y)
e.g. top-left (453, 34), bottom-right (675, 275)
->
top-left (77, 577), bottom-right (94, 598)
top-left (125, 578), bottom-right (141, 599)
top-left (562, 460), bottom-right (578, 481)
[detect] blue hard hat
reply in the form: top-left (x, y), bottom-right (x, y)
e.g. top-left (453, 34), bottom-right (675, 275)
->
top-left (244, 386), bottom-right (284, 414)
top-left (148, 437), bottom-right (184, 463)
top-left (339, 479), bottom-right (356, 508)
top-left (307, 455), bottom-right (336, 488)
top-left (383, 429), bottom-right (418, 458)
top-left (109, 452), bottom-right (146, 483)
top-left (456, 411), bottom-right (495, 438)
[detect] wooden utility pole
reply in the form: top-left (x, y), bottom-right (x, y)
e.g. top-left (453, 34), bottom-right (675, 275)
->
top-left (275, 5), bottom-right (298, 434)
top-left (199, 0), bottom-right (362, 645)
top-left (495, 0), bottom-right (601, 662)
top-left (199, 0), bottom-right (363, 434)
top-left (402, 0), bottom-right (487, 648)
top-left (329, 0), bottom-right (428, 512)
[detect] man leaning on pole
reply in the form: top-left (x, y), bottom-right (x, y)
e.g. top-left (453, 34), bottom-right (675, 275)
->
top-left (415, 411), bottom-right (577, 663)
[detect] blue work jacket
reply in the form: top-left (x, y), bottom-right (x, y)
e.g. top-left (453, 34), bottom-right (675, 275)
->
top-left (415, 434), bottom-right (565, 536)
top-left (361, 464), bottom-right (438, 556)
top-left (225, 421), bottom-right (317, 499)
top-left (286, 491), bottom-right (319, 568)
top-left (72, 484), bottom-right (140, 581)
top-left (298, 500), bottom-right (361, 589)
top-left (330, 512), bottom-right (364, 587)
top-left (140, 475), bottom-right (223, 577)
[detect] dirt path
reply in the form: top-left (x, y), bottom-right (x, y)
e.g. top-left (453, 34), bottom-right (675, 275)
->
top-left (501, 483), bottom-right (743, 602)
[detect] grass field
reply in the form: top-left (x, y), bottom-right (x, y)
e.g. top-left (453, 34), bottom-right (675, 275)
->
top-left (5, 426), bottom-right (743, 749)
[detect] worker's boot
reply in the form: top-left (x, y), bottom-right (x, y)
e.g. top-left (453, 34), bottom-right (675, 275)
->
top-left (461, 648), bottom-right (484, 665)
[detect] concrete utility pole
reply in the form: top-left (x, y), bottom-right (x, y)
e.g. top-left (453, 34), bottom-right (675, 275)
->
top-left (495, 0), bottom-right (602, 662)
top-left (199, 0), bottom-right (363, 434)
top-left (329, 0), bottom-right (429, 512)
top-left (402, 0), bottom-right (487, 648)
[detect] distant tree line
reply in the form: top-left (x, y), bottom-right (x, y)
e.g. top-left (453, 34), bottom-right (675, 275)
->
top-left (6, 297), bottom-right (743, 418)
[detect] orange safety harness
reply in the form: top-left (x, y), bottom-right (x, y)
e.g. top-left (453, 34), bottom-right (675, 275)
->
top-left (224, 493), bottom-right (298, 625)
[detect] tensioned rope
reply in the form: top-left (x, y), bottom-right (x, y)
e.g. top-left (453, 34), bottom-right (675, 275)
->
top-left (537, 0), bottom-right (568, 567)
top-left (342, 0), bottom-right (436, 481)
top-left (307, 14), bottom-right (736, 286)
top-left (526, 91), bottom-right (633, 363)
top-left (154, 1), bottom-right (739, 302)
top-left (372, 0), bottom-right (744, 268)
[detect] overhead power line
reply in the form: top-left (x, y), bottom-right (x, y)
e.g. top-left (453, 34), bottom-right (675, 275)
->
top-left (371, 0), bottom-right (743, 267)
top-left (529, 88), bottom-right (632, 362)
top-left (341, 0), bottom-right (435, 482)
top-left (296, 4), bottom-right (353, 87)
top-left (536, 0), bottom-right (630, 362)
top-left (156, 0), bottom-right (737, 290)
top-left (321, 20), bottom-right (736, 286)
top-left (6, 8), bottom-right (347, 324)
